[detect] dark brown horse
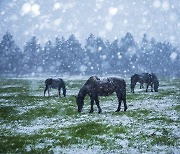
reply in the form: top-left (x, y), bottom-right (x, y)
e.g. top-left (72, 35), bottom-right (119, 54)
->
top-left (76, 76), bottom-right (127, 113)
top-left (131, 73), bottom-right (159, 93)
top-left (44, 78), bottom-right (66, 97)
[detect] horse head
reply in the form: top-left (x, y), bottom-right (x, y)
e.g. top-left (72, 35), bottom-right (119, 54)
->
top-left (151, 73), bottom-right (159, 92)
top-left (76, 87), bottom-right (86, 113)
top-left (153, 80), bottom-right (159, 92)
top-left (76, 94), bottom-right (84, 113)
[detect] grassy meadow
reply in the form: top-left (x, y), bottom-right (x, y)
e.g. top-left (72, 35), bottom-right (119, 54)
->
top-left (0, 77), bottom-right (179, 153)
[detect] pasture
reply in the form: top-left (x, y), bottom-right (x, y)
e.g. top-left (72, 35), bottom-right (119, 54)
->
top-left (0, 77), bottom-right (179, 153)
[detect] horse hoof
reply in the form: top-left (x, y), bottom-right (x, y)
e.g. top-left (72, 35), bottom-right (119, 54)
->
top-left (89, 110), bottom-right (94, 113)
top-left (98, 109), bottom-right (102, 114)
top-left (115, 110), bottom-right (120, 112)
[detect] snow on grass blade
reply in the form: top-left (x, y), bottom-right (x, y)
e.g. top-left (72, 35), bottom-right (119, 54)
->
top-left (0, 78), bottom-right (179, 153)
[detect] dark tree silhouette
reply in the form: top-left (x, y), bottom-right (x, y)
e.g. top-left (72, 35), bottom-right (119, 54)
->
top-left (0, 32), bottom-right (179, 77)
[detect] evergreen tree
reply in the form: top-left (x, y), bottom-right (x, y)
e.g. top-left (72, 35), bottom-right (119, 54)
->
top-left (119, 32), bottom-right (137, 74)
top-left (65, 34), bottom-right (84, 74)
top-left (23, 36), bottom-right (41, 74)
top-left (84, 34), bottom-right (105, 74)
top-left (42, 40), bottom-right (54, 73)
top-left (109, 39), bottom-right (120, 73)
top-left (100, 40), bottom-right (111, 74)
top-left (0, 31), bottom-right (179, 77)
top-left (0, 32), bottom-right (22, 75)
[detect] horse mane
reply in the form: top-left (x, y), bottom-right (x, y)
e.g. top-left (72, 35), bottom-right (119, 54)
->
top-left (78, 76), bottom-right (100, 98)
top-left (84, 76), bottom-right (100, 86)
top-left (131, 74), bottom-right (140, 82)
top-left (132, 74), bottom-right (139, 78)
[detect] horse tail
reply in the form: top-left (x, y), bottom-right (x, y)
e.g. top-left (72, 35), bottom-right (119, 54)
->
top-left (130, 75), bottom-right (134, 91)
top-left (131, 74), bottom-right (139, 92)
top-left (113, 78), bottom-right (126, 99)
top-left (44, 85), bottom-right (48, 96)
top-left (119, 79), bottom-right (127, 111)
top-left (121, 79), bottom-right (126, 99)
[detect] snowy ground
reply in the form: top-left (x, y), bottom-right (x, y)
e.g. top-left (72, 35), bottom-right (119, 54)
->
top-left (0, 77), bottom-right (179, 153)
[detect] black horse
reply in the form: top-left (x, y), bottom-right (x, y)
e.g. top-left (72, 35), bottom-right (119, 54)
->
top-left (76, 76), bottom-right (127, 113)
top-left (131, 73), bottom-right (159, 93)
top-left (44, 78), bottom-right (66, 97)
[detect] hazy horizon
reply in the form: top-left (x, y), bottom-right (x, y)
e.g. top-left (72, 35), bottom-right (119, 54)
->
top-left (0, 0), bottom-right (180, 48)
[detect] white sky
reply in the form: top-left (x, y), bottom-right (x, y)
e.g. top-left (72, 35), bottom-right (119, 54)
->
top-left (0, 0), bottom-right (179, 48)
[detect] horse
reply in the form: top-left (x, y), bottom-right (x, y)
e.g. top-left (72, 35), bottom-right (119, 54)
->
top-left (130, 73), bottom-right (159, 93)
top-left (76, 76), bottom-right (127, 113)
top-left (44, 78), bottom-right (66, 97)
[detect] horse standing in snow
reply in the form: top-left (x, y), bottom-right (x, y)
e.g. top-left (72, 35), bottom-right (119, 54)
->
top-left (130, 73), bottom-right (159, 93)
top-left (76, 76), bottom-right (127, 113)
top-left (44, 78), bottom-right (66, 97)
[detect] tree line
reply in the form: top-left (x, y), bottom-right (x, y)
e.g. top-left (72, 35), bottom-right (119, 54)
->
top-left (0, 32), bottom-right (179, 77)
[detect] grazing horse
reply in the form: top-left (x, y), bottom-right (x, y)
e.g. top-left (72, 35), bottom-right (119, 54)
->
top-left (44, 78), bottom-right (66, 97)
top-left (131, 73), bottom-right (159, 93)
top-left (76, 76), bottom-right (127, 113)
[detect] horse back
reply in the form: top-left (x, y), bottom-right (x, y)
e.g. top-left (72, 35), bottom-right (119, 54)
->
top-left (45, 78), bottom-right (64, 89)
top-left (99, 77), bottom-right (126, 96)
top-left (95, 80), bottom-right (115, 96)
top-left (131, 74), bottom-right (140, 83)
top-left (140, 73), bottom-right (151, 83)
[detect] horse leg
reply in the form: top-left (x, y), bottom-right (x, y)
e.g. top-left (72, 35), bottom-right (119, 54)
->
top-left (121, 90), bottom-right (127, 111)
top-left (123, 95), bottom-right (127, 111)
top-left (116, 92), bottom-right (122, 112)
top-left (44, 86), bottom-right (48, 96)
top-left (140, 82), bottom-right (144, 89)
top-left (48, 88), bottom-right (50, 96)
top-left (63, 87), bottom-right (66, 97)
top-left (89, 98), bottom-right (94, 113)
top-left (146, 84), bottom-right (149, 92)
top-left (131, 84), bottom-right (135, 93)
top-left (131, 88), bottom-right (134, 93)
top-left (95, 96), bottom-right (102, 114)
top-left (58, 88), bottom-right (61, 97)
top-left (151, 83), bottom-right (153, 92)
top-left (142, 83), bottom-right (144, 88)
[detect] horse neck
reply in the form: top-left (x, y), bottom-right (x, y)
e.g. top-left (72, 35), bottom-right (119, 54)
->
top-left (78, 86), bottom-right (87, 100)
top-left (132, 75), bottom-right (139, 84)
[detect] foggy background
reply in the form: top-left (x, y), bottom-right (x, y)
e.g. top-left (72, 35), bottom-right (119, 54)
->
top-left (0, 0), bottom-right (179, 77)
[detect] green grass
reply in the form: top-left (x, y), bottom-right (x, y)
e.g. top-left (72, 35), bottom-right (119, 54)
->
top-left (174, 105), bottom-right (180, 112)
top-left (0, 78), bottom-right (179, 153)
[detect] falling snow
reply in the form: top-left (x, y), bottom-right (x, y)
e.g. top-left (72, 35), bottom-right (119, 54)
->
top-left (0, 1), bottom-right (180, 153)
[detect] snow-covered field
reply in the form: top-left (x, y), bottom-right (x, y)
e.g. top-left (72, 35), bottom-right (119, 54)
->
top-left (0, 77), bottom-right (179, 153)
